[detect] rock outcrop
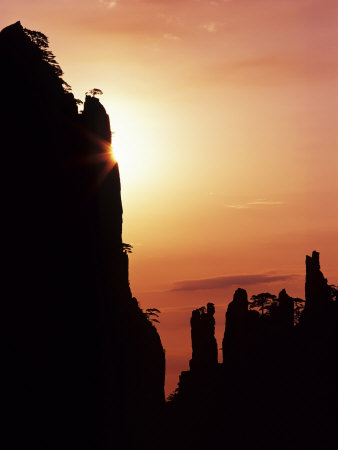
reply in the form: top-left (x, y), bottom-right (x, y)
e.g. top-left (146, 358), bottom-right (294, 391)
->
top-left (272, 289), bottom-right (294, 329)
top-left (303, 250), bottom-right (331, 320)
top-left (222, 288), bottom-right (249, 363)
top-left (189, 302), bottom-right (218, 370)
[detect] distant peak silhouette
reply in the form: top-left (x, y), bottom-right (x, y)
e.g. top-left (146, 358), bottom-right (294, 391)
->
top-left (189, 302), bottom-right (218, 370)
top-left (170, 251), bottom-right (337, 450)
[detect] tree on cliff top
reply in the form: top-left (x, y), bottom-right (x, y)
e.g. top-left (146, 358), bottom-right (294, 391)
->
top-left (23, 27), bottom-right (72, 94)
top-left (86, 88), bottom-right (103, 97)
top-left (294, 297), bottom-right (305, 324)
top-left (23, 28), bottom-right (63, 77)
top-left (145, 308), bottom-right (161, 324)
top-left (329, 285), bottom-right (337, 302)
top-left (249, 292), bottom-right (276, 316)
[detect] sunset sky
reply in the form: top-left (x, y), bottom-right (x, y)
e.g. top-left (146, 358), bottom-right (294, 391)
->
top-left (2, 0), bottom-right (337, 395)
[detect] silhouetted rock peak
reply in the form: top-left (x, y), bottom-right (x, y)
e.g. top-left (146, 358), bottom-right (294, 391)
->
top-left (306, 250), bottom-right (320, 270)
top-left (275, 289), bottom-right (294, 328)
top-left (0, 21), bottom-right (27, 43)
top-left (222, 288), bottom-right (249, 363)
top-left (82, 95), bottom-right (111, 144)
top-left (1, 21), bottom-right (78, 125)
top-left (279, 288), bottom-right (287, 297)
top-left (233, 287), bottom-right (248, 306)
top-left (304, 250), bottom-right (331, 319)
top-left (0, 21), bottom-right (35, 59)
top-left (189, 302), bottom-right (218, 370)
top-left (1, 21), bottom-right (23, 35)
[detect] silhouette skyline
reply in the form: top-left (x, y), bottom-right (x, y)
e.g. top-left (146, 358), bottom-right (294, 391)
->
top-left (170, 250), bottom-right (337, 450)
top-left (2, 17), bottom-right (337, 450)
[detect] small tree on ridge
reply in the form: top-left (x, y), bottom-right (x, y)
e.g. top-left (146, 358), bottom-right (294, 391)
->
top-left (249, 292), bottom-right (277, 316)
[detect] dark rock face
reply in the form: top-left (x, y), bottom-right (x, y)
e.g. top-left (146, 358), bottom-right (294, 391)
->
top-left (81, 94), bottom-right (112, 143)
top-left (190, 302), bottom-right (218, 370)
top-left (222, 288), bottom-right (249, 363)
top-left (272, 289), bottom-right (294, 329)
top-left (304, 250), bottom-right (331, 320)
top-left (1, 21), bottom-right (165, 449)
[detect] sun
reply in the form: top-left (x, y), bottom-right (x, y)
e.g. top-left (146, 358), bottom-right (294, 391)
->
top-left (110, 127), bottom-right (142, 182)
top-left (106, 101), bottom-right (156, 185)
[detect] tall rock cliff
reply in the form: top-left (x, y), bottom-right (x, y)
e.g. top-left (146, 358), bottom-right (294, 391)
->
top-left (1, 21), bottom-right (165, 450)
top-left (222, 288), bottom-right (249, 363)
top-left (303, 250), bottom-right (331, 320)
top-left (189, 303), bottom-right (218, 370)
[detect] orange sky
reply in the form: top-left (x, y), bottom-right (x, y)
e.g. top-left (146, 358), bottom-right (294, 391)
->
top-left (2, 0), bottom-right (338, 395)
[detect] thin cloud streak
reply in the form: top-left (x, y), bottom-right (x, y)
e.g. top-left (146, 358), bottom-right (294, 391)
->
top-left (201, 22), bottom-right (217, 33)
top-left (163, 33), bottom-right (181, 41)
top-left (99, 0), bottom-right (117, 8)
top-left (248, 199), bottom-right (286, 205)
top-left (170, 273), bottom-right (300, 292)
top-left (225, 199), bottom-right (286, 209)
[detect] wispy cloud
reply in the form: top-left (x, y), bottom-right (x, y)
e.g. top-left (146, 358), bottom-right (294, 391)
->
top-left (248, 199), bottom-right (286, 206)
top-left (170, 272), bottom-right (299, 292)
top-left (99, 0), bottom-right (117, 8)
top-left (224, 204), bottom-right (250, 210)
top-left (225, 199), bottom-right (286, 209)
top-left (201, 22), bottom-right (217, 33)
top-left (163, 33), bottom-right (181, 41)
